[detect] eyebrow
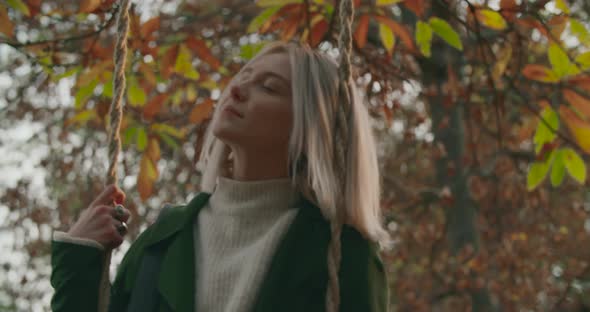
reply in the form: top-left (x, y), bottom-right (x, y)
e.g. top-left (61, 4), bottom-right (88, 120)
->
top-left (242, 66), bottom-right (291, 88)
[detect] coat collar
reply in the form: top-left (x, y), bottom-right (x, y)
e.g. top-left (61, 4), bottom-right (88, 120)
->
top-left (144, 191), bottom-right (329, 312)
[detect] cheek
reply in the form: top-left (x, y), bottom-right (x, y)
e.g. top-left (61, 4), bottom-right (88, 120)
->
top-left (248, 103), bottom-right (293, 139)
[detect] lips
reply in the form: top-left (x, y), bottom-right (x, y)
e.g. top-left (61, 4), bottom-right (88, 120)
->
top-left (223, 106), bottom-right (244, 118)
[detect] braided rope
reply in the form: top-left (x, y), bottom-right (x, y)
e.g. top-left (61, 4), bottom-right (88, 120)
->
top-left (98, 0), bottom-right (132, 311)
top-left (326, 0), bottom-right (354, 311)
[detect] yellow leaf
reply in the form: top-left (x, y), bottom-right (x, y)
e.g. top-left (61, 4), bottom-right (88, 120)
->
top-left (0, 5), bottom-right (14, 37)
top-left (476, 9), bottom-right (507, 30)
top-left (64, 110), bottom-right (97, 127)
top-left (151, 123), bottom-right (185, 139)
top-left (138, 154), bottom-right (158, 201)
top-left (174, 44), bottom-right (200, 80)
top-left (492, 45), bottom-right (512, 84)
top-left (576, 52), bottom-right (590, 70)
top-left (378, 23), bottom-right (395, 56)
top-left (256, 0), bottom-right (302, 7)
top-left (555, 0), bottom-right (569, 14)
top-left (376, 0), bottom-right (404, 6)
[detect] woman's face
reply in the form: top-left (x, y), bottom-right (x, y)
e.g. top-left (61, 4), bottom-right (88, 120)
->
top-left (211, 51), bottom-right (293, 153)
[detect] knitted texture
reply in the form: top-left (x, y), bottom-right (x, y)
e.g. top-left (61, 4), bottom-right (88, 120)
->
top-left (194, 176), bottom-right (300, 312)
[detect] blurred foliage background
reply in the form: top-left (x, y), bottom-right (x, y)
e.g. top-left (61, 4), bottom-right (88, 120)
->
top-left (1, 0), bottom-right (590, 311)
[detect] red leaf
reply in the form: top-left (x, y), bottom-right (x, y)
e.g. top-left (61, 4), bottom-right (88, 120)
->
top-left (160, 45), bottom-right (179, 79)
top-left (140, 17), bottom-right (160, 39)
top-left (403, 0), bottom-right (425, 18)
top-left (143, 94), bottom-right (169, 120)
top-left (186, 37), bottom-right (221, 70)
top-left (500, 0), bottom-right (518, 21)
top-left (521, 64), bottom-right (558, 82)
top-left (310, 19), bottom-right (328, 48)
top-left (354, 14), bottom-right (370, 49)
top-left (0, 6), bottom-right (14, 37)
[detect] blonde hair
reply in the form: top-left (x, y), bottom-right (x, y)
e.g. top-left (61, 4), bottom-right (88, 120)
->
top-left (196, 40), bottom-right (392, 307)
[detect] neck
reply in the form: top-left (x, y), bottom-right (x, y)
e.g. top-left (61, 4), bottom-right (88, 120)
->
top-left (227, 146), bottom-right (290, 181)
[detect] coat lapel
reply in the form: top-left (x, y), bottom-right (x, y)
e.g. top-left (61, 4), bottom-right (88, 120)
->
top-left (143, 191), bottom-right (329, 312)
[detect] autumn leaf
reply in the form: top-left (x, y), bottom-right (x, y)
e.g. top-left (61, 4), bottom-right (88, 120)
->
top-left (499, 0), bottom-right (518, 21)
top-left (186, 37), bottom-right (222, 70)
top-left (140, 17), bottom-right (160, 38)
top-left (127, 75), bottom-right (147, 107)
top-left (248, 6), bottom-right (281, 33)
top-left (309, 15), bottom-right (328, 47)
top-left (354, 14), bottom-right (370, 49)
top-left (174, 43), bottom-right (200, 80)
top-left (559, 105), bottom-right (590, 154)
top-left (151, 123), bottom-right (185, 139)
top-left (562, 89), bottom-right (590, 120)
top-left (378, 22), bottom-right (396, 56)
top-left (575, 52), bottom-right (590, 70)
top-left (0, 5), bottom-right (14, 37)
top-left (521, 64), bottom-right (559, 83)
top-left (143, 94), bottom-right (169, 120)
top-left (64, 110), bottom-right (97, 127)
top-left (376, 0), bottom-right (403, 6)
top-left (256, 0), bottom-right (302, 7)
top-left (160, 45), bottom-right (179, 79)
top-left (548, 43), bottom-right (578, 78)
top-left (492, 45), bottom-right (512, 84)
top-left (476, 9), bottom-right (508, 30)
top-left (373, 16), bottom-right (416, 52)
top-left (533, 106), bottom-right (559, 154)
top-left (189, 98), bottom-right (215, 124)
top-left (562, 148), bottom-right (586, 184)
top-left (136, 127), bottom-right (148, 151)
top-left (79, 0), bottom-right (101, 13)
top-left (403, 0), bottom-right (425, 18)
top-left (146, 138), bottom-right (161, 162)
top-left (138, 153), bottom-right (158, 201)
top-left (570, 19), bottom-right (590, 46)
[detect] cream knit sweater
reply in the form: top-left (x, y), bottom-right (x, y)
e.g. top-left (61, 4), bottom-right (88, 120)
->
top-left (195, 175), bottom-right (300, 312)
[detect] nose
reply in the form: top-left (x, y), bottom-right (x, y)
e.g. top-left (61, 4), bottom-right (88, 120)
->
top-left (230, 85), bottom-right (247, 102)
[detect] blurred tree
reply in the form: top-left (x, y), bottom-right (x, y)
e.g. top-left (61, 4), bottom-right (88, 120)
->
top-left (0, 0), bottom-right (589, 311)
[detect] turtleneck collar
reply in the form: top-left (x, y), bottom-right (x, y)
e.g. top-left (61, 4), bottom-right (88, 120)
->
top-left (208, 175), bottom-right (300, 218)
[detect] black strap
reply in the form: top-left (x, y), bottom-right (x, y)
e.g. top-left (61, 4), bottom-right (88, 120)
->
top-left (126, 204), bottom-right (175, 312)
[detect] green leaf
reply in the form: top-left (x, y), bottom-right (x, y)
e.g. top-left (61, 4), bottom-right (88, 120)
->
top-left (152, 123), bottom-right (185, 138)
top-left (175, 44), bottom-right (200, 80)
top-left (416, 21), bottom-right (433, 57)
top-left (548, 43), bottom-right (577, 78)
top-left (75, 79), bottom-right (98, 109)
top-left (256, 0), bottom-right (302, 7)
top-left (240, 42), bottom-right (268, 60)
top-left (247, 6), bottom-right (280, 33)
top-left (123, 126), bottom-right (138, 146)
top-left (563, 148), bottom-right (587, 184)
top-left (570, 19), bottom-right (590, 45)
top-left (52, 66), bottom-right (81, 82)
top-left (137, 128), bottom-right (148, 152)
top-left (6, 0), bottom-right (30, 16)
top-left (65, 110), bottom-right (97, 127)
top-left (428, 17), bottom-right (463, 51)
top-left (158, 132), bottom-right (179, 149)
top-left (550, 149), bottom-right (566, 186)
top-left (527, 161), bottom-right (550, 191)
top-left (127, 76), bottom-right (146, 107)
top-left (378, 23), bottom-right (395, 55)
top-left (476, 9), bottom-right (507, 30)
top-left (533, 106), bottom-right (559, 154)
top-left (103, 79), bottom-right (113, 98)
top-left (575, 52), bottom-right (590, 70)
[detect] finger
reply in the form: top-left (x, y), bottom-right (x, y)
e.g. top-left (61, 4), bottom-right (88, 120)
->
top-left (90, 184), bottom-right (125, 207)
top-left (111, 205), bottom-right (131, 223)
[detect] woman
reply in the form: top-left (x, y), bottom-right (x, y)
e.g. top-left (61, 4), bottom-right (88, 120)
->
top-left (51, 41), bottom-right (392, 312)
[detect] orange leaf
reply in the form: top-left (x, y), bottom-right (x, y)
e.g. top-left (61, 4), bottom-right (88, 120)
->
top-left (0, 5), bottom-right (14, 37)
top-left (373, 15), bottom-right (416, 52)
top-left (403, 0), bottom-right (425, 18)
top-left (310, 19), bottom-right (328, 48)
top-left (143, 94), bottom-right (168, 120)
top-left (563, 89), bottom-right (590, 120)
top-left (500, 0), bottom-right (518, 21)
top-left (160, 45), bottom-right (179, 79)
top-left (568, 75), bottom-right (590, 92)
top-left (146, 138), bottom-right (161, 161)
top-left (79, 0), bottom-right (101, 13)
top-left (354, 14), bottom-right (369, 49)
top-left (189, 99), bottom-right (214, 124)
top-left (137, 154), bottom-right (158, 201)
top-left (186, 37), bottom-right (221, 70)
top-left (559, 105), bottom-right (590, 154)
top-left (140, 17), bottom-right (160, 38)
top-left (521, 64), bottom-right (559, 83)
top-left (139, 62), bottom-right (157, 86)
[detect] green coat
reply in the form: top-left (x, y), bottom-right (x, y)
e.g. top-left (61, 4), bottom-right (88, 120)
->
top-left (51, 192), bottom-right (389, 312)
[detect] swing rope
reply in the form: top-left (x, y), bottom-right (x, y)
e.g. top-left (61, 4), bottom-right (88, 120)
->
top-left (97, 0), bottom-right (354, 311)
top-left (98, 0), bottom-right (132, 311)
top-left (326, 0), bottom-right (354, 310)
